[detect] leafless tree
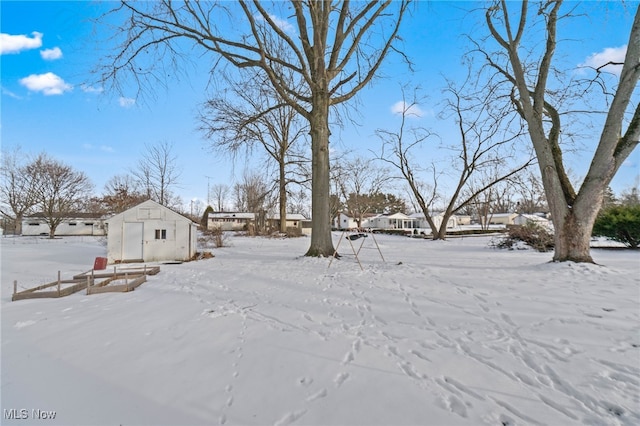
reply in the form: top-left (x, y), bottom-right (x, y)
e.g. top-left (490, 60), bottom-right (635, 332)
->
top-left (287, 187), bottom-right (310, 218)
top-left (210, 183), bottom-right (230, 212)
top-left (130, 141), bottom-right (181, 207)
top-left (619, 182), bottom-right (640, 206)
top-left (480, 1), bottom-right (640, 262)
top-left (513, 171), bottom-right (548, 214)
top-left (334, 156), bottom-right (391, 227)
top-left (378, 86), bottom-right (533, 240)
top-left (27, 153), bottom-right (94, 238)
top-left (233, 171), bottom-right (275, 215)
top-left (99, 0), bottom-right (411, 256)
top-left (102, 174), bottom-right (147, 214)
top-left (0, 147), bottom-right (38, 235)
top-left (199, 69), bottom-right (309, 233)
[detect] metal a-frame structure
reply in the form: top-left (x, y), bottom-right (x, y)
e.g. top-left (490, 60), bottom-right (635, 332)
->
top-left (328, 229), bottom-right (385, 271)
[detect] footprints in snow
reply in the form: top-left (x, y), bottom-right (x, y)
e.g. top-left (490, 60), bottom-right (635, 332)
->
top-left (217, 312), bottom-right (247, 425)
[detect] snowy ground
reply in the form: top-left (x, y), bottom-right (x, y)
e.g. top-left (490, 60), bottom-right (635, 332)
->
top-left (1, 233), bottom-right (638, 426)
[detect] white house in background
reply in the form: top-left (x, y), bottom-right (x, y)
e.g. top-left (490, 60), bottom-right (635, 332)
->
top-left (514, 213), bottom-right (552, 228)
top-left (409, 212), bottom-right (459, 230)
top-left (208, 212), bottom-right (255, 231)
top-left (105, 199), bottom-right (197, 263)
top-left (367, 212), bottom-right (419, 231)
top-left (482, 212), bottom-right (518, 226)
top-left (22, 213), bottom-right (107, 236)
top-left (333, 212), bottom-right (359, 230)
top-left (455, 214), bottom-right (472, 226)
top-left (268, 213), bottom-right (307, 231)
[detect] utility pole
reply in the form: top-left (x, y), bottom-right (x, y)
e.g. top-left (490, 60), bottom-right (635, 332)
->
top-left (205, 176), bottom-right (213, 207)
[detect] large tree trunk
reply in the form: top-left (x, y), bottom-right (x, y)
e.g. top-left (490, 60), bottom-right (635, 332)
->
top-left (15, 213), bottom-right (23, 235)
top-left (549, 176), bottom-right (604, 263)
top-left (305, 96), bottom-right (335, 257)
top-left (553, 211), bottom-right (597, 263)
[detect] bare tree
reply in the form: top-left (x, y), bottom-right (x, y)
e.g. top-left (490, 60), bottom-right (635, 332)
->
top-left (513, 171), bottom-right (548, 214)
top-left (102, 174), bottom-right (147, 214)
top-left (199, 69), bottom-right (309, 233)
top-left (287, 187), bottom-right (310, 218)
top-left (481, 1), bottom-right (640, 262)
top-left (0, 147), bottom-right (37, 235)
top-left (233, 171), bottom-right (275, 214)
top-left (99, 0), bottom-right (411, 256)
top-left (378, 86), bottom-right (533, 240)
top-left (130, 141), bottom-right (181, 207)
top-left (210, 183), bottom-right (230, 212)
top-left (619, 183), bottom-right (640, 206)
top-left (335, 156), bottom-right (391, 227)
top-left (27, 153), bottom-right (94, 239)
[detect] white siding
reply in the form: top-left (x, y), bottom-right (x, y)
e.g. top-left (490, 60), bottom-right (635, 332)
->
top-left (105, 200), bottom-right (197, 263)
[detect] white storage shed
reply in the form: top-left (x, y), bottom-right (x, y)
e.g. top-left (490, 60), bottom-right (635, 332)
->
top-left (105, 200), bottom-right (198, 263)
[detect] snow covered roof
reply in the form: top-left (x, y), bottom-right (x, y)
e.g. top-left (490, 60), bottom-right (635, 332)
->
top-left (105, 199), bottom-right (196, 224)
top-left (209, 212), bottom-right (255, 220)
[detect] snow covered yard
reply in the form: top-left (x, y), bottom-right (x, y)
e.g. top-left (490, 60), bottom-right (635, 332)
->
top-left (1, 234), bottom-right (638, 426)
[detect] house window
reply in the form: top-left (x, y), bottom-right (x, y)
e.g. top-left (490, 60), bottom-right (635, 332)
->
top-left (155, 229), bottom-right (167, 240)
top-left (29, 222), bottom-right (39, 226)
top-left (69, 222), bottom-right (77, 226)
top-left (84, 222), bottom-right (94, 226)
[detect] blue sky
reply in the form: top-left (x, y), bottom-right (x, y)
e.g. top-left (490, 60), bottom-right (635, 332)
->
top-left (1, 1), bottom-right (638, 211)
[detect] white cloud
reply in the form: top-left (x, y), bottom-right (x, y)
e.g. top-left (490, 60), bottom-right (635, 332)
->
top-left (81, 84), bottom-right (103, 94)
top-left (100, 145), bottom-right (114, 153)
top-left (40, 46), bottom-right (62, 60)
top-left (118, 97), bottom-right (135, 108)
top-left (579, 45), bottom-right (626, 76)
top-left (0, 31), bottom-right (43, 54)
top-left (19, 72), bottom-right (72, 95)
top-left (391, 101), bottom-right (425, 118)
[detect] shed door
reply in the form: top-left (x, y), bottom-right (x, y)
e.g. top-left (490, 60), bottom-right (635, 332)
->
top-left (123, 222), bottom-right (143, 261)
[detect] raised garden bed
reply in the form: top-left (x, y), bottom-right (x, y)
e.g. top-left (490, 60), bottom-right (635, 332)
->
top-left (12, 266), bottom-right (160, 301)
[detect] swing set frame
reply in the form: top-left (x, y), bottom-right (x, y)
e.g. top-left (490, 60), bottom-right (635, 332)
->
top-left (328, 228), bottom-right (385, 270)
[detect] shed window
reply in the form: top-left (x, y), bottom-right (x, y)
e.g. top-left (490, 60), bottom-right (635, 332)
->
top-left (84, 222), bottom-right (94, 226)
top-left (68, 222), bottom-right (77, 226)
top-left (29, 222), bottom-right (39, 226)
top-left (155, 229), bottom-right (167, 240)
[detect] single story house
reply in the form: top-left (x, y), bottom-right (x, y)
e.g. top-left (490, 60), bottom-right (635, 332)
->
top-left (409, 212), bottom-right (459, 230)
top-left (481, 212), bottom-right (518, 226)
top-left (333, 212), bottom-right (379, 230)
top-left (104, 199), bottom-right (197, 263)
top-left (367, 212), bottom-right (420, 231)
top-left (333, 212), bottom-right (357, 230)
top-left (514, 213), bottom-right (552, 228)
top-left (208, 212), bottom-right (256, 231)
top-left (22, 213), bottom-right (107, 236)
top-left (267, 213), bottom-right (307, 231)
